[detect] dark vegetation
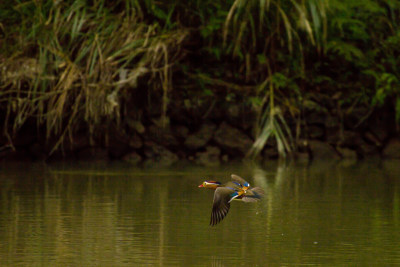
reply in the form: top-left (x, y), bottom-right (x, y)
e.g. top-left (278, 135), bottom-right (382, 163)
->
top-left (1, 0), bottom-right (400, 164)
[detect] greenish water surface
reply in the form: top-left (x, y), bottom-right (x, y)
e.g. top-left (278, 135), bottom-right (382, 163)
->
top-left (1, 160), bottom-right (400, 266)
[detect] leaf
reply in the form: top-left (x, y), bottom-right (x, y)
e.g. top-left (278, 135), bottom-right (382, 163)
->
top-left (152, 7), bottom-right (167, 20)
top-left (257, 53), bottom-right (267, 64)
top-left (326, 40), bottom-right (364, 61)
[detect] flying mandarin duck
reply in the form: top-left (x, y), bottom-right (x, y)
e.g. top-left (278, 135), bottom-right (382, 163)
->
top-left (199, 174), bottom-right (265, 226)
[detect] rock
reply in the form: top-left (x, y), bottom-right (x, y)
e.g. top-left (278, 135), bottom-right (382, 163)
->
top-left (147, 125), bottom-right (179, 147)
top-left (213, 122), bottom-right (253, 155)
top-left (126, 119), bottom-right (145, 134)
top-left (308, 140), bottom-right (340, 160)
top-left (122, 152), bottom-right (142, 164)
top-left (62, 134), bottom-right (90, 152)
top-left (357, 140), bottom-right (379, 157)
top-left (338, 158), bottom-right (358, 167)
top-left (382, 138), bottom-right (400, 159)
top-left (195, 146), bottom-right (221, 166)
top-left (184, 123), bottom-right (216, 150)
top-left (326, 128), bottom-right (340, 145)
top-left (336, 147), bottom-right (357, 159)
top-left (336, 130), bottom-right (360, 147)
top-left (143, 141), bottom-right (178, 167)
top-left (129, 133), bottom-right (143, 149)
top-left (107, 128), bottom-right (132, 159)
top-left (295, 152), bottom-right (310, 163)
top-left (173, 125), bottom-right (189, 140)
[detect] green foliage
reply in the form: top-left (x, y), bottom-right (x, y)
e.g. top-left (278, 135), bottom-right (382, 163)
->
top-left (1, 0), bottom-right (400, 157)
top-left (325, 0), bottom-right (400, 122)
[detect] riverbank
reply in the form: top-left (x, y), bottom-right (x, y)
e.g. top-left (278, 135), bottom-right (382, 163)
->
top-left (1, 102), bottom-right (399, 165)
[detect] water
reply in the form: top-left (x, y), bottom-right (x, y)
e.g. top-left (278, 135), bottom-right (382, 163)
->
top-left (1, 160), bottom-right (400, 266)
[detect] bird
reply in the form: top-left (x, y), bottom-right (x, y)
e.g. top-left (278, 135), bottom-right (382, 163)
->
top-left (198, 174), bottom-right (264, 226)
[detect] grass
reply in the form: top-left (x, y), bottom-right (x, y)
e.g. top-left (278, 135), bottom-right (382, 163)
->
top-left (1, 0), bottom-right (187, 154)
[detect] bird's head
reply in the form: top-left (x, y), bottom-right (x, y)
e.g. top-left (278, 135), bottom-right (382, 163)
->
top-left (198, 180), bottom-right (221, 189)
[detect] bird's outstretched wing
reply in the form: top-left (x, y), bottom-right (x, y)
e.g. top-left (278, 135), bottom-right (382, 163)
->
top-left (210, 187), bottom-right (236, 226)
top-left (231, 174), bottom-right (250, 188)
top-left (241, 187), bottom-right (265, 202)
